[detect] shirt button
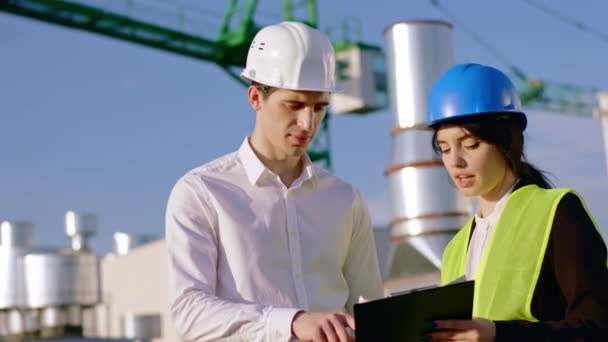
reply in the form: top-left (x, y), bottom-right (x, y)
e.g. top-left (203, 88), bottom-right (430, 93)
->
top-left (294, 272), bottom-right (301, 279)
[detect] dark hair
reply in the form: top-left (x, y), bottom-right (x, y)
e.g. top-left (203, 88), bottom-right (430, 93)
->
top-left (251, 81), bottom-right (277, 99)
top-left (431, 114), bottom-right (554, 189)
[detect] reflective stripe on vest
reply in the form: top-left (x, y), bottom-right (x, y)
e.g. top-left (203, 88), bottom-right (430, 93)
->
top-left (440, 185), bottom-right (589, 321)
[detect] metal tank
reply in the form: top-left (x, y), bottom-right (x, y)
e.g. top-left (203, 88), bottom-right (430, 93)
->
top-left (0, 221), bottom-right (33, 340)
top-left (0, 221), bottom-right (31, 309)
top-left (0, 212), bottom-right (102, 340)
top-left (0, 222), bottom-right (38, 339)
top-left (23, 211), bottom-right (99, 309)
top-left (383, 20), bottom-right (471, 290)
top-left (23, 211), bottom-right (100, 338)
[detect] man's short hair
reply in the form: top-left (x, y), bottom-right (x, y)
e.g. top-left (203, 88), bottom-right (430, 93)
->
top-left (251, 81), bottom-right (277, 99)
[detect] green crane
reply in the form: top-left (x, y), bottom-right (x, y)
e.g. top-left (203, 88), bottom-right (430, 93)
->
top-left (428, 0), bottom-right (600, 118)
top-left (0, 0), bottom-right (332, 169)
top-left (515, 71), bottom-right (599, 119)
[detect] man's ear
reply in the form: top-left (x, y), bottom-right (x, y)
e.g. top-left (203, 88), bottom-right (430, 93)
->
top-left (247, 86), bottom-right (262, 112)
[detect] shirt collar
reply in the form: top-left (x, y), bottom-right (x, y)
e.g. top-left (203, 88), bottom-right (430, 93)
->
top-left (293, 153), bottom-right (317, 189)
top-left (237, 137), bottom-right (317, 188)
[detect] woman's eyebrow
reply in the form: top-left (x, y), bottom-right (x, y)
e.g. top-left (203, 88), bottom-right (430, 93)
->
top-left (436, 135), bottom-right (471, 144)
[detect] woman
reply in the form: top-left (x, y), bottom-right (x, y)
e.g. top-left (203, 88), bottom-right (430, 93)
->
top-left (424, 63), bottom-right (608, 341)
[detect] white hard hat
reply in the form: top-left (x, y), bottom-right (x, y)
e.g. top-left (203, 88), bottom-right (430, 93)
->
top-left (240, 21), bottom-right (340, 92)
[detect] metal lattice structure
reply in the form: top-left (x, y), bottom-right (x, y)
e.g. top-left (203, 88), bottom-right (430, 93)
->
top-left (0, 0), bottom-right (333, 169)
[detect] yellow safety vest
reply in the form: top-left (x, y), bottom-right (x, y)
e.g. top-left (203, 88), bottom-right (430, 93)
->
top-left (441, 184), bottom-right (600, 321)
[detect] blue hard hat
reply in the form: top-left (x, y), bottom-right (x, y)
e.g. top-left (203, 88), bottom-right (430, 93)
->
top-left (426, 63), bottom-right (527, 130)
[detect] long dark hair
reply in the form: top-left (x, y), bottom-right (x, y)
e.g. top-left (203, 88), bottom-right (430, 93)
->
top-left (431, 114), bottom-right (554, 189)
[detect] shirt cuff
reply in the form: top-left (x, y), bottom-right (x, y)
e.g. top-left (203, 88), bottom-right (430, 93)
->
top-left (267, 307), bottom-right (301, 341)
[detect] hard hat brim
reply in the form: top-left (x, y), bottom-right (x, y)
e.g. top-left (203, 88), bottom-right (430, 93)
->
top-left (424, 111), bottom-right (528, 131)
top-left (240, 72), bottom-right (343, 93)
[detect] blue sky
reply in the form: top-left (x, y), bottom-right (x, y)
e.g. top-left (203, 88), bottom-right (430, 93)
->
top-left (1, 0), bottom-right (607, 254)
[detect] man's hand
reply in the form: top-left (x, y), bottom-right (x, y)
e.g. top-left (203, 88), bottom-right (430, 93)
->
top-left (291, 311), bottom-right (355, 342)
top-left (427, 318), bottom-right (496, 341)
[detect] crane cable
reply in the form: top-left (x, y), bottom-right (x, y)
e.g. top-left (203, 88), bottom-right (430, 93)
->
top-left (429, 0), bottom-right (528, 81)
top-left (520, 0), bottom-right (608, 45)
top-left (430, 0), bottom-right (598, 116)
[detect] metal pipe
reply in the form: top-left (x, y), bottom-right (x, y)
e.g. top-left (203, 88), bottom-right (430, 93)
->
top-left (383, 20), bottom-right (471, 287)
top-left (0, 221), bottom-right (32, 248)
top-left (594, 91), bottom-right (608, 176)
top-left (65, 211), bottom-right (97, 252)
top-left (113, 232), bottom-right (157, 256)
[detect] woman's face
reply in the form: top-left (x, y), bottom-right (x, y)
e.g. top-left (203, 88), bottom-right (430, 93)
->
top-left (435, 124), bottom-right (511, 200)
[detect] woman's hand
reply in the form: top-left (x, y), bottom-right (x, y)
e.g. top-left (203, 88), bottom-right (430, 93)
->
top-left (425, 318), bottom-right (496, 342)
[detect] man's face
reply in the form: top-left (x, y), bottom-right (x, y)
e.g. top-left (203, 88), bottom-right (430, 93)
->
top-left (249, 86), bottom-right (330, 160)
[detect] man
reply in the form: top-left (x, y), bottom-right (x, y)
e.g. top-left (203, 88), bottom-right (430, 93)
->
top-left (165, 21), bottom-right (383, 342)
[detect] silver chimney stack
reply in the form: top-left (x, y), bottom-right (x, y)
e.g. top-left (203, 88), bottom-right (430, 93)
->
top-left (0, 221), bottom-right (33, 248)
top-left (383, 20), bottom-right (471, 291)
top-left (65, 211), bottom-right (97, 252)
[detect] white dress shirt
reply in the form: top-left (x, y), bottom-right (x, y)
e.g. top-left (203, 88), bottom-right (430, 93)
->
top-left (165, 138), bottom-right (383, 341)
top-left (464, 184), bottom-right (516, 280)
